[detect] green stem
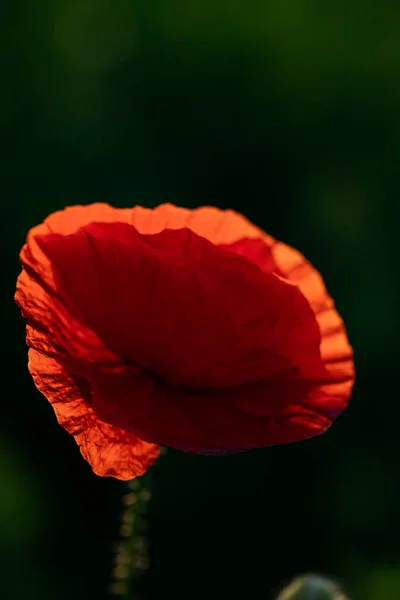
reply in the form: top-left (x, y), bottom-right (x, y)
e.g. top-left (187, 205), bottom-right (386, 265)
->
top-left (109, 474), bottom-right (152, 598)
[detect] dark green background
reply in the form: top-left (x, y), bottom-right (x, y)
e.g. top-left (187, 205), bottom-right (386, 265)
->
top-left (2, 1), bottom-right (399, 599)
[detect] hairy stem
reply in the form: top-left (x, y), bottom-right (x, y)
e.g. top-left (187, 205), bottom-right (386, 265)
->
top-left (109, 474), bottom-right (152, 598)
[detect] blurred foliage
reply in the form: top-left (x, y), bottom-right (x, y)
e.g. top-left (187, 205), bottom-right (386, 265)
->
top-left (2, 1), bottom-right (399, 599)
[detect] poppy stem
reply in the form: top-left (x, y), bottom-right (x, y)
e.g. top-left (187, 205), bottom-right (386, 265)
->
top-left (109, 474), bottom-right (152, 598)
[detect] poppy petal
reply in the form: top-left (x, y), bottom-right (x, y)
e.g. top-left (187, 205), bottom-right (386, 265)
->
top-left (35, 222), bottom-right (323, 388)
top-left (20, 203), bottom-right (131, 286)
top-left (130, 203), bottom-right (271, 245)
top-left (131, 204), bottom-right (354, 400)
top-left (16, 261), bottom-right (119, 367)
top-left (29, 222), bottom-right (349, 452)
top-left (28, 349), bottom-right (159, 479)
top-left (224, 237), bottom-right (355, 401)
top-left (16, 203), bottom-right (355, 468)
top-left (88, 364), bottom-right (336, 453)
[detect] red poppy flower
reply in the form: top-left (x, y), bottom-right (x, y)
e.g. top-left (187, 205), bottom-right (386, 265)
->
top-left (15, 203), bottom-right (354, 480)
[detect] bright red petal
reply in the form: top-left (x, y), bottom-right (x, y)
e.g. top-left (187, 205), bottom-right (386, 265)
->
top-left (130, 204), bottom-right (354, 406)
top-left (15, 204), bottom-right (132, 365)
top-left (224, 237), bottom-right (355, 408)
top-left (31, 222), bottom-right (344, 452)
top-left (28, 349), bottom-right (159, 480)
top-left (35, 223), bottom-right (323, 388)
top-left (88, 364), bottom-right (335, 453)
top-left (16, 202), bottom-right (355, 463)
top-left (130, 203), bottom-right (270, 244)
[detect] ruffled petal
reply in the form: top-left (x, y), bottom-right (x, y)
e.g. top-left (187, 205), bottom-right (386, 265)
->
top-left (19, 203), bottom-right (131, 291)
top-left (16, 202), bottom-right (354, 465)
top-left (130, 203), bottom-right (271, 245)
top-left (30, 220), bottom-right (348, 452)
top-left (16, 255), bottom-right (119, 367)
top-left (15, 204), bottom-right (132, 365)
top-left (224, 237), bottom-right (355, 408)
top-left (88, 364), bottom-right (336, 453)
top-left (131, 204), bottom-right (354, 404)
top-left (271, 242), bottom-right (354, 382)
top-left (35, 223), bottom-right (323, 389)
top-left (28, 349), bottom-right (159, 479)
